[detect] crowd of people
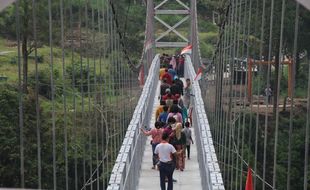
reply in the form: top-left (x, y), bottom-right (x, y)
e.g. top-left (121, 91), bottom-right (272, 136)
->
top-left (140, 53), bottom-right (194, 190)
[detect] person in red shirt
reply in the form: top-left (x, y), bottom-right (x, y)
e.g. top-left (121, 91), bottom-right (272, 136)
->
top-left (160, 78), bottom-right (170, 100)
top-left (162, 69), bottom-right (173, 85)
top-left (162, 89), bottom-right (175, 108)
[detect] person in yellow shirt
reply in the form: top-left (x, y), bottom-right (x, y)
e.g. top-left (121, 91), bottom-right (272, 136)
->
top-left (155, 101), bottom-right (166, 120)
top-left (159, 67), bottom-right (166, 80)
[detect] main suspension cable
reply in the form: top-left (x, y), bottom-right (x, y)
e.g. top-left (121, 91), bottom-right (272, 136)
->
top-left (108, 0), bottom-right (137, 70)
top-left (31, 0), bottom-right (42, 188)
top-left (15, 0), bottom-right (25, 187)
top-left (59, 0), bottom-right (69, 189)
top-left (272, 0), bottom-right (286, 188)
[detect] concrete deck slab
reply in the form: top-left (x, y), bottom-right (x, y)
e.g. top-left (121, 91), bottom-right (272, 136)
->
top-left (137, 80), bottom-right (202, 190)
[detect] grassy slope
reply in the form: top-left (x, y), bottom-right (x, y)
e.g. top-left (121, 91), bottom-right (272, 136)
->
top-left (0, 36), bottom-right (130, 114)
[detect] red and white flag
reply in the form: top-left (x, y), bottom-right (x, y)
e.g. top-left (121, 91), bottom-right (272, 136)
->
top-left (245, 167), bottom-right (253, 190)
top-left (138, 65), bottom-right (144, 87)
top-left (194, 67), bottom-right (202, 81)
top-left (181, 45), bottom-right (192, 55)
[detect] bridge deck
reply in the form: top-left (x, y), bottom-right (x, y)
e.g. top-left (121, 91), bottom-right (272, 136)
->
top-left (137, 80), bottom-right (202, 190)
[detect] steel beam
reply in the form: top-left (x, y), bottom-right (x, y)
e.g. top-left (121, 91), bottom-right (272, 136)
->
top-left (154, 0), bottom-right (190, 48)
top-left (155, 42), bottom-right (188, 48)
top-left (176, 0), bottom-right (190, 10)
top-left (155, 0), bottom-right (169, 10)
top-left (155, 15), bottom-right (189, 42)
top-left (155, 10), bottom-right (190, 14)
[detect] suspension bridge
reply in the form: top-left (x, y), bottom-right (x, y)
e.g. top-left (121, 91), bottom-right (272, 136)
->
top-left (0, 0), bottom-right (310, 190)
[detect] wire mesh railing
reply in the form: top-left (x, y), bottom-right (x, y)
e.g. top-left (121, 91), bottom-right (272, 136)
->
top-left (108, 53), bottom-right (225, 190)
top-left (0, 0), bottom-right (140, 189)
top-left (107, 54), bottom-right (160, 190)
top-left (184, 55), bottom-right (225, 190)
top-left (202, 0), bottom-right (310, 189)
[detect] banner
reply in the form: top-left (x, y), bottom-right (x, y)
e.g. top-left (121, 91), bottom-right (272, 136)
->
top-left (181, 45), bottom-right (192, 55)
top-left (245, 167), bottom-right (253, 190)
top-left (194, 67), bottom-right (202, 81)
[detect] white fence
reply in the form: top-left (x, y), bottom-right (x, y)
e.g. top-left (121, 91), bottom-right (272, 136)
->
top-left (107, 54), bottom-right (224, 190)
top-left (107, 54), bottom-right (160, 190)
top-left (184, 55), bottom-right (225, 190)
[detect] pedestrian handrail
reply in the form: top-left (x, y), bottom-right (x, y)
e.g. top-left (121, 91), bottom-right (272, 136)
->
top-left (184, 55), bottom-right (225, 190)
top-left (107, 54), bottom-right (160, 190)
top-left (107, 54), bottom-right (225, 190)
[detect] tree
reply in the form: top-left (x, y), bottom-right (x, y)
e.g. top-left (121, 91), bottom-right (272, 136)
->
top-left (0, 1), bottom-right (49, 92)
top-left (20, 0), bottom-right (33, 93)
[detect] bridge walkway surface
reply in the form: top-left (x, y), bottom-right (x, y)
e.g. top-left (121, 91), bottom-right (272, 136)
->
top-left (137, 79), bottom-right (202, 190)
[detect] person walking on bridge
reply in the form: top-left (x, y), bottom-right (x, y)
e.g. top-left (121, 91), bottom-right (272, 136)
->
top-left (182, 121), bottom-right (193, 160)
top-left (162, 69), bottom-right (173, 85)
top-left (170, 123), bottom-right (186, 171)
top-left (160, 78), bottom-right (170, 100)
top-left (141, 121), bottom-right (163, 169)
top-left (183, 78), bottom-right (192, 109)
top-left (155, 132), bottom-right (177, 190)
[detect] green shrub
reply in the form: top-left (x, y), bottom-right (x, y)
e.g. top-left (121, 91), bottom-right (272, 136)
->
top-left (66, 61), bottom-right (95, 93)
top-left (200, 41), bottom-right (214, 58)
top-left (9, 57), bottom-right (17, 64)
top-left (198, 19), bottom-right (218, 32)
top-left (28, 55), bottom-right (44, 63)
top-left (200, 32), bottom-right (218, 44)
top-left (252, 74), bottom-right (265, 95)
top-left (28, 68), bottom-right (60, 99)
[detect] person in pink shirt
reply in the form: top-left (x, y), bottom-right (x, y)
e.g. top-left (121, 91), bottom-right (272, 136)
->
top-left (166, 105), bottom-right (183, 123)
top-left (141, 121), bottom-right (163, 169)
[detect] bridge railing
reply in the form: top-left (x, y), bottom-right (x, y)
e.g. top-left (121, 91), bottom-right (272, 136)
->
top-left (107, 54), bottom-right (224, 190)
top-left (107, 54), bottom-right (160, 190)
top-left (184, 55), bottom-right (225, 190)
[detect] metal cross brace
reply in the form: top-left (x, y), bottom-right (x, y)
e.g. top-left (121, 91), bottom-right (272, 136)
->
top-left (155, 15), bottom-right (189, 42)
top-left (154, 0), bottom-right (190, 47)
top-left (155, 0), bottom-right (190, 10)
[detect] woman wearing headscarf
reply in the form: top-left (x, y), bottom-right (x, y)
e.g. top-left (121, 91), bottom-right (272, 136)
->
top-left (170, 122), bottom-right (186, 171)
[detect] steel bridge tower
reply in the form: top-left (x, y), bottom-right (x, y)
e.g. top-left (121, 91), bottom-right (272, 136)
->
top-left (145, 0), bottom-right (200, 67)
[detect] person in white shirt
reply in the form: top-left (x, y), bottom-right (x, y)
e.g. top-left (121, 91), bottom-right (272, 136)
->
top-left (155, 132), bottom-right (177, 190)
